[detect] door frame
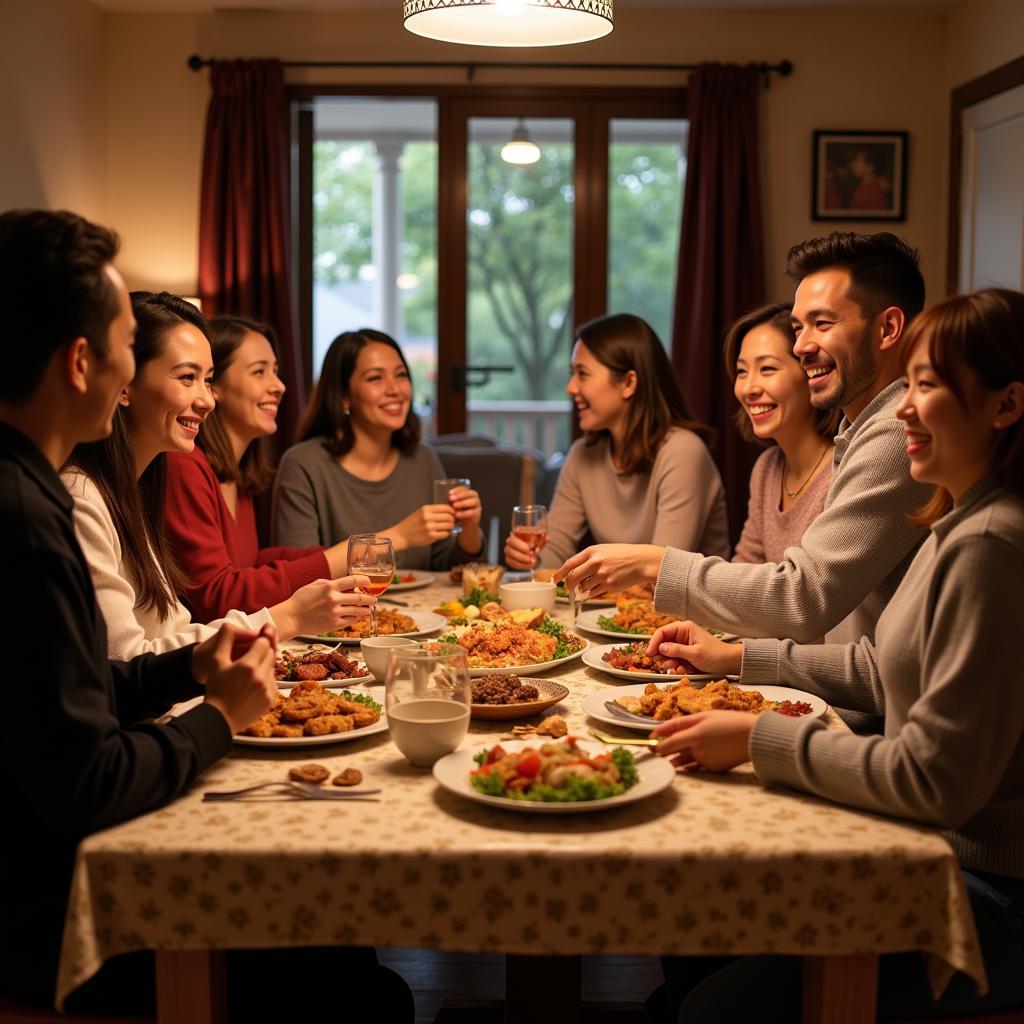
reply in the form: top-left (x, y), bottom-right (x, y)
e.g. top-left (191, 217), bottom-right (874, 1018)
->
top-left (290, 83), bottom-right (686, 434)
top-left (946, 55), bottom-right (1024, 295)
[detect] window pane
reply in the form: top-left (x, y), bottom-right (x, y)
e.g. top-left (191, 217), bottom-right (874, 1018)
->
top-left (607, 118), bottom-right (688, 350)
top-left (466, 116), bottom-right (574, 457)
top-left (313, 98), bottom-right (438, 429)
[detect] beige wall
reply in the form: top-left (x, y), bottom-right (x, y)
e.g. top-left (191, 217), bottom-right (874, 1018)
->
top-left (5, 3), bottom-right (1019, 307)
top-left (0, 0), bottom-right (106, 218)
top-left (946, 0), bottom-right (1024, 89)
top-left (98, 6), bottom-right (951, 304)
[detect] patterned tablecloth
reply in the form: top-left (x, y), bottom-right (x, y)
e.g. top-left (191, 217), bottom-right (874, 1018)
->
top-left (57, 581), bottom-right (985, 1007)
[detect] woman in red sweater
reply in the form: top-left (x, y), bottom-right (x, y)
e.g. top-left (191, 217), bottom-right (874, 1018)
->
top-left (165, 316), bottom-right (357, 620)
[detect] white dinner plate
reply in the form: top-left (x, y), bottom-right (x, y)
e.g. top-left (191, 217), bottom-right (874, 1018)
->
top-left (582, 643), bottom-right (730, 683)
top-left (581, 682), bottom-right (828, 732)
top-left (573, 607), bottom-right (670, 641)
top-left (389, 570), bottom-right (435, 592)
top-left (237, 686), bottom-right (388, 747)
top-left (276, 643), bottom-right (375, 688)
top-left (465, 638), bottom-right (589, 678)
top-left (295, 610), bottom-right (448, 646)
top-left (433, 739), bottom-right (676, 814)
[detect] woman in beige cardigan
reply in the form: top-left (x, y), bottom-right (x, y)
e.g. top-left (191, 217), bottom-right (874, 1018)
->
top-left (62, 292), bottom-right (373, 660)
top-left (645, 289), bottom-right (1024, 1021)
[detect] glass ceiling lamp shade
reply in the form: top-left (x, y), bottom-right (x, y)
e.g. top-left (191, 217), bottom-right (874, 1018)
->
top-left (402, 0), bottom-right (613, 48)
top-left (501, 120), bottom-right (541, 165)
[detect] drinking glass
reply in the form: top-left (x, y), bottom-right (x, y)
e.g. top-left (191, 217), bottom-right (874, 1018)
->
top-left (433, 477), bottom-right (471, 537)
top-left (347, 533), bottom-right (396, 638)
top-left (511, 504), bottom-right (548, 581)
top-left (384, 642), bottom-right (471, 767)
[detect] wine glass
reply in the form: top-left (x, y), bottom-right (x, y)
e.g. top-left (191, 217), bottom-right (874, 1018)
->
top-left (346, 533), bottom-right (396, 638)
top-left (511, 504), bottom-right (548, 581)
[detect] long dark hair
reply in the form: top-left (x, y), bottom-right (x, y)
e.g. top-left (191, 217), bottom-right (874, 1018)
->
top-left (901, 288), bottom-right (1024, 526)
top-left (723, 303), bottom-right (841, 445)
top-left (199, 315), bottom-right (280, 495)
top-left (575, 313), bottom-right (711, 476)
top-left (295, 328), bottom-right (421, 456)
top-left (68, 292), bottom-right (209, 620)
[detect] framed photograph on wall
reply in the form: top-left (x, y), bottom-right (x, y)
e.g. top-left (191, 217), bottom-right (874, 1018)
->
top-left (812, 131), bottom-right (908, 221)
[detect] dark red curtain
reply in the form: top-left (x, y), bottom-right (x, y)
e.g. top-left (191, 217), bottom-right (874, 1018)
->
top-left (672, 63), bottom-right (766, 546)
top-left (198, 59), bottom-right (304, 449)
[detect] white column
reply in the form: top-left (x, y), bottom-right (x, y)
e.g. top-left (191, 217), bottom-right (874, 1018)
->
top-left (372, 139), bottom-right (406, 339)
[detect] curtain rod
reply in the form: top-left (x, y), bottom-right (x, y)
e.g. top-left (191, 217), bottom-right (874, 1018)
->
top-left (186, 54), bottom-right (793, 85)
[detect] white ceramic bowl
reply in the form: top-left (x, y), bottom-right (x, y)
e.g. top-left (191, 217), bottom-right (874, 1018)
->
top-left (499, 580), bottom-right (556, 614)
top-left (359, 636), bottom-right (418, 680)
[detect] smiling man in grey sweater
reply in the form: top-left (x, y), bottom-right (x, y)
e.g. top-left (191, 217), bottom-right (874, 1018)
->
top-left (558, 233), bottom-right (931, 671)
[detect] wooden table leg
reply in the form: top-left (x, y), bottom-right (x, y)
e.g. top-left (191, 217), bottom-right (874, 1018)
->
top-left (505, 954), bottom-right (582, 1024)
top-left (155, 950), bottom-right (227, 1024)
top-left (802, 953), bottom-right (878, 1024)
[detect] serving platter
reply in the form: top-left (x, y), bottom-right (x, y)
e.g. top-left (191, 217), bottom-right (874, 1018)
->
top-left (580, 682), bottom-right (828, 732)
top-left (295, 610), bottom-right (447, 646)
top-left (276, 643), bottom-right (375, 688)
top-left (166, 690), bottom-right (390, 746)
top-left (432, 739), bottom-right (675, 814)
top-left (573, 608), bottom-right (662, 641)
top-left (470, 679), bottom-right (569, 720)
top-left (467, 639), bottom-right (588, 678)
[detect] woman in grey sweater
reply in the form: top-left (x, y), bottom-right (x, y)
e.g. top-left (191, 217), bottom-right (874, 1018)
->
top-left (645, 289), bottom-right (1024, 1021)
top-left (272, 329), bottom-right (485, 571)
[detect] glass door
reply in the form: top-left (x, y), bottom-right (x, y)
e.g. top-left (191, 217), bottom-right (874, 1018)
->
top-left (464, 115), bottom-right (575, 456)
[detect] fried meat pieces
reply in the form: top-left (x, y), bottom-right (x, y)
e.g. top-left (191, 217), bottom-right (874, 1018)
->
top-left (241, 680), bottom-right (380, 737)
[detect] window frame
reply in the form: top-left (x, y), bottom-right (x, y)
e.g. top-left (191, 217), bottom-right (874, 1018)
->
top-left (291, 84), bottom-right (687, 435)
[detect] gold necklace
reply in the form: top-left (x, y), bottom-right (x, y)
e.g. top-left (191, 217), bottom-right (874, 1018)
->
top-left (783, 444), bottom-right (830, 499)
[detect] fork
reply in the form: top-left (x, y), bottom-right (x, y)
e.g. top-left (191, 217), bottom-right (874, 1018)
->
top-left (602, 700), bottom-right (656, 726)
top-left (587, 728), bottom-right (658, 748)
top-left (202, 781), bottom-right (381, 802)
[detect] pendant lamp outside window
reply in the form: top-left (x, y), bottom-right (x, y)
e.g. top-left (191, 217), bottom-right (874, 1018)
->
top-left (403, 0), bottom-right (613, 48)
top-left (501, 120), bottom-right (541, 165)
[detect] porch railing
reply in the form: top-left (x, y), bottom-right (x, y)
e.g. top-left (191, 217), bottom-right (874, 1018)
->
top-left (467, 400), bottom-right (571, 458)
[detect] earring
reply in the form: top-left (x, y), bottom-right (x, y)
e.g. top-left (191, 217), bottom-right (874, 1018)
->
top-left (342, 404), bottom-right (350, 417)
top-left (118, 391), bottom-right (130, 407)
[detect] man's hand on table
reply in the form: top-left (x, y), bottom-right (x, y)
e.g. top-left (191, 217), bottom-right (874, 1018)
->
top-left (192, 622), bottom-right (279, 735)
top-left (652, 710), bottom-right (755, 773)
top-left (647, 620), bottom-right (744, 677)
top-left (554, 543), bottom-right (665, 597)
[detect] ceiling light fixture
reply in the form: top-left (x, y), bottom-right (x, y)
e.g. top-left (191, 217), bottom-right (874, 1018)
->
top-left (403, 0), bottom-right (613, 48)
top-left (500, 120), bottom-right (541, 165)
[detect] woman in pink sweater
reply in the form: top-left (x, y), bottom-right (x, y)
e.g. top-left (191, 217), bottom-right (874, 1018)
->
top-left (727, 304), bottom-right (841, 564)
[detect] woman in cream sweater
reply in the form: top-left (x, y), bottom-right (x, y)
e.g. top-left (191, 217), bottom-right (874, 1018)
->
top-left (504, 313), bottom-right (729, 571)
top-left (62, 292), bottom-right (372, 660)
top-left (645, 289), bottom-right (1024, 1021)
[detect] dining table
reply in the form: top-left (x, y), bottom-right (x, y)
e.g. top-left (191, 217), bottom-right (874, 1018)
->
top-left (56, 576), bottom-right (985, 1023)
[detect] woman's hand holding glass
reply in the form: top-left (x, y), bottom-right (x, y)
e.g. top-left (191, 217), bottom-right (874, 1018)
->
top-left (645, 620), bottom-right (743, 677)
top-left (390, 504), bottom-right (458, 550)
top-left (347, 535), bottom-right (396, 637)
top-left (270, 575), bottom-right (376, 640)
